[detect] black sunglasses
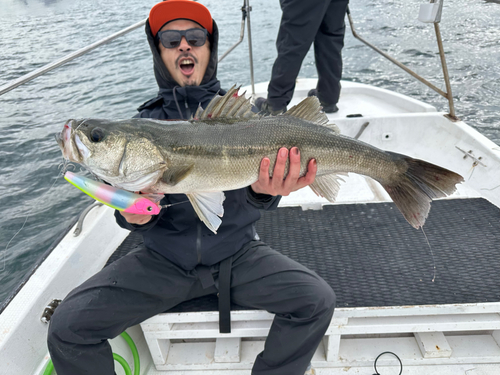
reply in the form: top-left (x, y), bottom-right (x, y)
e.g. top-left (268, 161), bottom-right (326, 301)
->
top-left (156, 28), bottom-right (209, 49)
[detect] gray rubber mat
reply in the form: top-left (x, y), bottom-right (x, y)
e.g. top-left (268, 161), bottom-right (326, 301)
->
top-left (106, 198), bottom-right (500, 311)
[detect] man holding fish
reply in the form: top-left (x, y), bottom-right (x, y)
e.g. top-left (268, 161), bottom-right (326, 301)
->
top-left (49, 1), bottom-right (336, 374)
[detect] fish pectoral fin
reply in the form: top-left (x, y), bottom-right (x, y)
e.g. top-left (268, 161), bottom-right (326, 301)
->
top-left (161, 164), bottom-right (194, 186)
top-left (187, 192), bottom-right (226, 234)
top-left (309, 173), bottom-right (347, 203)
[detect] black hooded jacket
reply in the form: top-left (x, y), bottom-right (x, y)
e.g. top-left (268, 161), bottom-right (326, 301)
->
top-left (115, 20), bottom-right (280, 270)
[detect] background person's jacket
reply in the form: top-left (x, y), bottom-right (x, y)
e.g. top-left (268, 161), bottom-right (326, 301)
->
top-left (115, 19), bottom-right (280, 270)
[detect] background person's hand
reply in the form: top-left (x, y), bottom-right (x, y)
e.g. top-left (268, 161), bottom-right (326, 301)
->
top-left (251, 147), bottom-right (317, 196)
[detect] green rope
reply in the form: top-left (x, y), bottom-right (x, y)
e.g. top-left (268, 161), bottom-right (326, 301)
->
top-left (42, 360), bottom-right (54, 375)
top-left (42, 331), bottom-right (140, 375)
top-left (120, 331), bottom-right (140, 375)
top-left (112, 353), bottom-right (132, 375)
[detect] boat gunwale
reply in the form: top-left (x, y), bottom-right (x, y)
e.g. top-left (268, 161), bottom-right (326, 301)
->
top-left (0, 215), bottom-right (79, 315)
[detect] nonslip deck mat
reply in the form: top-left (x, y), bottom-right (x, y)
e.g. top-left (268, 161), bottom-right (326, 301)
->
top-left (106, 198), bottom-right (500, 312)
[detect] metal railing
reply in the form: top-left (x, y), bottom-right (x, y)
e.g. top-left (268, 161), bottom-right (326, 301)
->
top-left (0, 0), bottom-right (256, 97)
top-left (346, 2), bottom-right (457, 120)
top-left (218, 0), bottom-right (255, 95)
top-left (1, 0), bottom-right (456, 118)
top-left (0, 19), bottom-right (147, 97)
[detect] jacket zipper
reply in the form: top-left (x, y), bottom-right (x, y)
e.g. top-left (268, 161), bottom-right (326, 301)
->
top-left (184, 99), bottom-right (191, 119)
top-left (196, 221), bottom-right (202, 264)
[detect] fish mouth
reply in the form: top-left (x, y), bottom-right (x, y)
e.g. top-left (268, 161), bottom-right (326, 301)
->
top-left (56, 120), bottom-right (73, 159)
top-left (55, 133), bottom-right (64, 152)
top-left (74, 133), bottom-right (90, 160)
top-left (57, 119), bottom-right (89, 163)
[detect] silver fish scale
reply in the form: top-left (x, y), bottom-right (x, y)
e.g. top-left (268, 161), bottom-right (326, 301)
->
top-left (142, 116), bottom-right (399, 193)
top-left (72, 116), bottom-right (399, 194)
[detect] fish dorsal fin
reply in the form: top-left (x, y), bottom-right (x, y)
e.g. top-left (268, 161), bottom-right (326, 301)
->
top-left (193, 104), bottom-right (204, 120)
top-left (197, 85), bottom-right (256, 121)
top-left (284, 96), bottom-right (329, 127)
top-left (325, 122), bottom-right (341, 134)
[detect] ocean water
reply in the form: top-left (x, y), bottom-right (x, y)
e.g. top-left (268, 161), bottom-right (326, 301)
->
top-left (0, 0), bottom-right (499, 305)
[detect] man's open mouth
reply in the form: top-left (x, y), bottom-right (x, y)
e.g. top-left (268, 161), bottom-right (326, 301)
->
top-left (179, 58), bottom-right (195, 75)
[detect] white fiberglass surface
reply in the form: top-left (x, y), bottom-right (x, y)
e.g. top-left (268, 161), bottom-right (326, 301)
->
top-left (249, 79), bottom-right (436, 119)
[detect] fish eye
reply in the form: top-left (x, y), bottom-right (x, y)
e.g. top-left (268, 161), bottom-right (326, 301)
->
top-left (90, 128), bottom-right (104, 142)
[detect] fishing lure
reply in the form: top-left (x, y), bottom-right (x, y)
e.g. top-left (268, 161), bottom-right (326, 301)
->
top-left (64, 171), bottom-right (161, 215)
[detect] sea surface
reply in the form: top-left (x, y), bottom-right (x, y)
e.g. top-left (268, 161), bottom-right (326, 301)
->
top-left (0, 0), bottom-right (499, 306)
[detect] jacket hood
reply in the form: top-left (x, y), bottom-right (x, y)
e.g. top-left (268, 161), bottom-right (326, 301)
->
top-left (145, 19), bottom-right (219, 89)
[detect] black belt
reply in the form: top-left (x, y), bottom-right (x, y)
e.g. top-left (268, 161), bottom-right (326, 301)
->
top-left (218, 256), bottom-right (233, 333)
top-left (196, 256), bottom-right (233, 334)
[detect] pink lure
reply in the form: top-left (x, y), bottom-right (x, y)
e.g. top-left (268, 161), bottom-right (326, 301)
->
top-left (64, 171), bottom-right (161, 215)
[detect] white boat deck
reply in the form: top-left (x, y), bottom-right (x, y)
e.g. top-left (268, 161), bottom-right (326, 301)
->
top-left (1, 79), bottom-right (500, 375)
top-left (253, 79), bottom-right (438, 118)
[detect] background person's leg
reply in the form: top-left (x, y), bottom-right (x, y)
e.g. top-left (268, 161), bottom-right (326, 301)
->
top-left (266, 0), bottom-right (331, 111)
top-left (314, 0), bottom-right (350, 108)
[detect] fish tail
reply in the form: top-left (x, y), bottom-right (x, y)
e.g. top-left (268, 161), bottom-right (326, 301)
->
top-left (381, 152), bottom-right (464, 228)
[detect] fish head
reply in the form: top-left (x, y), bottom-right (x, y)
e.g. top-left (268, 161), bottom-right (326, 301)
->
top-left (57, 119), bottom-right (168, 191)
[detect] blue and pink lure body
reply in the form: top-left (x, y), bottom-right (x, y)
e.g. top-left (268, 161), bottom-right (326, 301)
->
top-left (64, 171), bottom-right (161, 215)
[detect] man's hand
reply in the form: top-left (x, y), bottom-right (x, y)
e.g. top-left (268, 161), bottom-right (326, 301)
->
top-left (119, 211), bottom-right (153, 225)
top-left (251, 147), bottom-right (317, 196)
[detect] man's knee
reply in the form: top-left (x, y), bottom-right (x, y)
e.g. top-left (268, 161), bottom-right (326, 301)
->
top-left (47, 299), bottom-right (81, 346)
top-left (294, 276), bottom-right (336, 319)
top-left (315, 278), bottom-right (336, 315)
top-left (47, 292), bottom-right (106, 346)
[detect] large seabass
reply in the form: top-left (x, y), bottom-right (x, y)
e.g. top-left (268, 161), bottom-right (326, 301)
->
top-left (56, 87), bottom-right (464, 232)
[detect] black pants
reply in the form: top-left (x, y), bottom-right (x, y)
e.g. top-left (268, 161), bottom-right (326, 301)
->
top-left (267, 0), bottom-right (349, 110)
top-left (47, 241), bottom-right (335, 375)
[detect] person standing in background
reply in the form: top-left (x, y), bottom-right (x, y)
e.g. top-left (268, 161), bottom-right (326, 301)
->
top-left (256, 0), bottom-right (349, 115)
